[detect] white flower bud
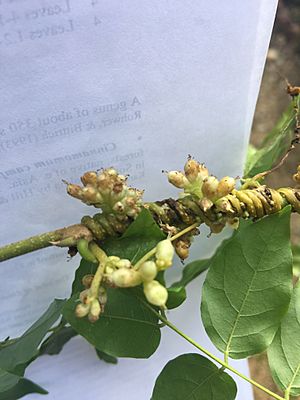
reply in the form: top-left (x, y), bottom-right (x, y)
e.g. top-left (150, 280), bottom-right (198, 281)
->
top-left (167, 171), bottom-right (189, 188)
top-left (201, 176), bottom-right (219, 200)
top-left (116, 259), bottom-right (132, 269)
top-left (216, 176), bottom-right (236, 198)
top-left (75, 303), bottom-right (90, 318)
top-left (112, 268), bottom-right (142, 287)
top-left (155, 239), bottom-right (174, 270)
top-left (143, 280), bottom-right (168, 307)
top-left (88, 299), bottom-right (101, 322)
top-left (184, 159), bottom-right (200, 182)
top-left (139, 261), bottom-right (157, 282)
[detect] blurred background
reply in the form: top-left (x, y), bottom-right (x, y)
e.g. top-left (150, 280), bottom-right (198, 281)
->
top-left (249, 0), bottom-right (300, 398)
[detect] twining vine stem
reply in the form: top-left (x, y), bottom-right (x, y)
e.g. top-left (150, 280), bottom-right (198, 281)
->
top-left (142, 301), bottom-right (285, 400)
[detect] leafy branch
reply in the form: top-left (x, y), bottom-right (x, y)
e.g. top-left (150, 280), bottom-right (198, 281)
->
top-left (0, 92), bottom-right (300, 399)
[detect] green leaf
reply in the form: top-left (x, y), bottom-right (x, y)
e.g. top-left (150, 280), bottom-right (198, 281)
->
top-left (0, 299), bottom-right (65, 394)
top-left (268, 283), bottom-right (300, 396)
top-left (63, 289), bottom-right (161, 358)
top-left (244, 98), bottom-right (298, 178)
top-left (95, 349), bottom-right (118, 364)
top-left (39, 326), bottom-right (77, 356)
top-left (292, 245), bottom-right (300, 277)
top-left (171, 259), bottom-right (209, 288)
top-left (151, 353), bottom-right (237, 400)
top-left (0, 299), bottom-right (65, 372)
top-left (201, 208), bottom-right (292, 359)
top-left (101, 208), bottom-right (166, 263)
top-left (0, 375), bottom-right (47, 400)
top-left (166, 286), bottom-right (186, 309)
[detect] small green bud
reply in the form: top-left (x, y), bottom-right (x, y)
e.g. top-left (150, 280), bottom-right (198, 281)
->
top-left (139, 261), bottom-right (157, 281)
top-left (155, 239), bottom-right (174, 270)
top-left (143, 280), bottom-right (168, 307)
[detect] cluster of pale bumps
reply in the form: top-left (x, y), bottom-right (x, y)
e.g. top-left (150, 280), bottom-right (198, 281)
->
top-left (168, 158), bottom-right (236, 209)
top-left (75, 238), bottom-right (174, 322)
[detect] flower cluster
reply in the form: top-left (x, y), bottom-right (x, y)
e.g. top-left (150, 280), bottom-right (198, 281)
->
top-left (167, 158), bottom-right (236, 205)
top-left (75, 239), bottom-right (175, 322)
top-left (66, 168), bottom-right (143, 220)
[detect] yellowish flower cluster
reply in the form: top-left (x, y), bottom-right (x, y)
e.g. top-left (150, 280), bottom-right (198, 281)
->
top-left (75, 239), bottom-right (175, 322)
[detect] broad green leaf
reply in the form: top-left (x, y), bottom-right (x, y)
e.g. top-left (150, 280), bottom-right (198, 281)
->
top-left (292, 245), bottom-right (300, 277)
top-left (171, 259), bottom-right (209, 288)
top-left (171, 234), bottom-right (239, 289)
top-left (201, 208), bottom-right (292, 359)
top-left (151, 353), bottom-right (237, 400)
top-left (63, 289), bottom-right (161, 358)
top-left (95, 349), bottom-right (118, 364)
top-left (268, 283), bottom-right (300, 396)
top-left (0, 374), bottom-right (47, 400)
top-left (243, 144), bottom-right (258, 178)
top-left (0, 299), bottom-right (65, 395)
top-left (244, 98), bottom-right (298, 178)
top-left (39, 326), bottom-right (77, 356)
top-left (166, 286), bottom-right (186, 309)
top-left (0, 299), bottom-right (65, 372)
top-left (101, 208), bottom-right (166, 263)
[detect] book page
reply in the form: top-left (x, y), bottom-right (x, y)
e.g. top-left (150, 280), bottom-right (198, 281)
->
top-left (0, 1), bottom-right (278, 398)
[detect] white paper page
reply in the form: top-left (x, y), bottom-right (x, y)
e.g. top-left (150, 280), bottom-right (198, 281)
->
top-left (0, 1), bottom-right (278, 399)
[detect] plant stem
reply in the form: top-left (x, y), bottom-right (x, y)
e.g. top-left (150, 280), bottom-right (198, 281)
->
top-left (0, 224), bottom-right (92, 263)
top-left (144, 302), bottom-right (285, 400)
top-left (284, 390), bottom-right (290, 400)
top-left (133, 222), bottom-right (199, 270)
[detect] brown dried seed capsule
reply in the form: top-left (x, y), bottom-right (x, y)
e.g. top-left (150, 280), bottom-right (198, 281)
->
top-left (174, 239), bottom-right (190, 260)
top-left (81, 171), bottom-right (98, 186)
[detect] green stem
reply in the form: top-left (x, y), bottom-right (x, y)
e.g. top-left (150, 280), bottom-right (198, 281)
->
top-left (133, 222), bottom-right (199, 270)
top-left (89, 242), bottom-right (108, 298)
top-left (144, 302), bottom-right (284, 400)
top-left (0, 224), bottom-right (92, 262)
top-left (284, 390), bottom-right (290, 400)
